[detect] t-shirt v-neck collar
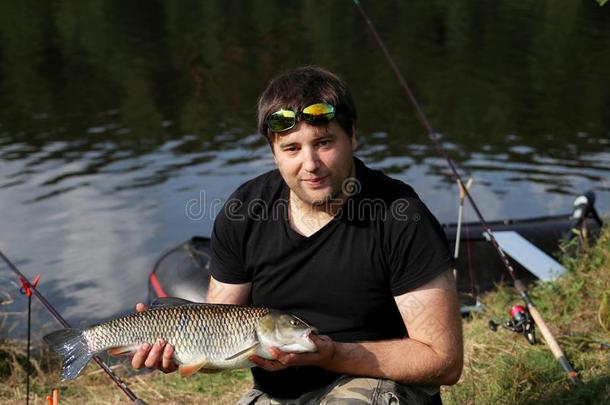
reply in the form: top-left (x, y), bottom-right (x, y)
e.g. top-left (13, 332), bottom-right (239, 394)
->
top-left (281, 182), bottom-right (341, 243)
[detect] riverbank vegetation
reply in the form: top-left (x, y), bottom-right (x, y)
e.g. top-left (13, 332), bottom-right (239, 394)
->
top-left (444, 225), bottom-right (610, 404)
top-left (0, 342), bottom-right (252, 404)
top-left (1, 226), bottom-right (608, 404)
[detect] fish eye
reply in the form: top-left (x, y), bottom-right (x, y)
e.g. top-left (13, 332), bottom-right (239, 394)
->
top-left (289, 319), bottom-right (299, 326)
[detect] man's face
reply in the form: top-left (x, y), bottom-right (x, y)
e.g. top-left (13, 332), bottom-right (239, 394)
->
top-left (272, 121), bottom-right (357, 208)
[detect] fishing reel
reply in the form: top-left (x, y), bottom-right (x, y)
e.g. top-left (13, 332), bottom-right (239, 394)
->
top-left (488, 305), bottom-right (537, 345)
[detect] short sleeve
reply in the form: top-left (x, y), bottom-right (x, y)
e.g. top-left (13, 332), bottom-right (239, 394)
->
top-left (210, 199), bottom-right (251, 284)
top-left (386, 199), bottom-right (454, 296)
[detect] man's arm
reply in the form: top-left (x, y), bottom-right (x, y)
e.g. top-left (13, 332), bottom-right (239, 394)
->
top-left (251, 269), bottom-right (463, 385)
top-left (206, 276), bottom-right (251, 305)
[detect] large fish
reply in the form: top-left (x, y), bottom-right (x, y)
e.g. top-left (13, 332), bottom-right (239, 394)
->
top-left (43, 298), bottom-right (317, 381)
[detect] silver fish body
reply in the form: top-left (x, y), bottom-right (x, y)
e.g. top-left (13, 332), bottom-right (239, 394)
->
top-left (44, 301), bottom-right (317, 381)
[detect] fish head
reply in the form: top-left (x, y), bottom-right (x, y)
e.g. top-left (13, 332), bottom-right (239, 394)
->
top-left (256, 312), bottom-right (318, 353)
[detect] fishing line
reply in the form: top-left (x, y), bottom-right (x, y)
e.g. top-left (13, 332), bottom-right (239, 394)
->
top-left (352, 0), bottom-right (580, 384)
top-left (0, 249), bottom-right (146, 403)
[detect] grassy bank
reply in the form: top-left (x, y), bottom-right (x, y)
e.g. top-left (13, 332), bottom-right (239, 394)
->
top-left (0, 342), bottom-right (253, 404)
top-left (444, 226), bottom-right (610, 404)
top-left (1, 227), bottom-right (609, 404)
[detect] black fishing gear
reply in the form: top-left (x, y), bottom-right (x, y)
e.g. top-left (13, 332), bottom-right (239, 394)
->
top-left (568, 191), bottom-right (604, 243)
top-left (488, 305), bottom-right (537, 345)
top-left (570, 191), bottom-right (603, 229)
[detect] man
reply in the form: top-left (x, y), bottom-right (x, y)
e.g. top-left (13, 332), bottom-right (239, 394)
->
top-left (133, 66), bottom-right (462, 404)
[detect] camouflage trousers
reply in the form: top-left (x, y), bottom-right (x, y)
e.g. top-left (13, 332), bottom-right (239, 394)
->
top-left (235, 376), bottom-right (438, 405)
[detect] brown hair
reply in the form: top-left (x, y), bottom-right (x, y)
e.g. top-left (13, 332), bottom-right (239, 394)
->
top-left (257, 66), bottom-right (357, 142)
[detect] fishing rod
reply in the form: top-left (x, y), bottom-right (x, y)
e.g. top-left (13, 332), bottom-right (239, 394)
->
top-left (352, 0), bottom-right (580, 385)
top-left (0, 249), bottom-right (147, 404)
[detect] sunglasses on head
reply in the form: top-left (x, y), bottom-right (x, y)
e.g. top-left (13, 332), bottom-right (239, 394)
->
top-left (266, 103), bottom-right (336, 133)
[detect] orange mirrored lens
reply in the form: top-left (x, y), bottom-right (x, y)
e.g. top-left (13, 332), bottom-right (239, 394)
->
top-left (302, 103), bottom-right (334, 116)
top-left (266, 103), bottom-right (335, 133)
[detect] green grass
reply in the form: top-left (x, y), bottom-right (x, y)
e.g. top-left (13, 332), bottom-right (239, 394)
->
top-left (443, 225), bottom-right (610, 405)
top-left (1, 226), bottom-right (609, 404)
top-left (0, 346), bottom-right (253, 404)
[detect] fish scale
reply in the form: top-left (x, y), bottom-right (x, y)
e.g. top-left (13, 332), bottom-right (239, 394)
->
top-left (44, 300), bottom-right (317, 381)
top-left (84, 304), bottom-right (270, 363)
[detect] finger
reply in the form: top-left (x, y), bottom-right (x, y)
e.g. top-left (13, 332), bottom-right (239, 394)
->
top-left (249, 356), bottom-right (275, 370)
top-left (161, 343), bottom-right (175, 371)
top-left (248, 355), bottom-right (283, 371)
top-left (261, 360), bottom-right (285, 371)
top-left (132, 343), bottom-right (151, 369)
top-left (144, 339), bottom-right (165, 368)
top-left (135, 303), bottom-right (148, 313)
top-left (309, 334), bottom-right (329, 346)
top-left (268, 347), bottom-right (295, 364)
top-left (268, 347), bottom-right (279, 359)
top-left (275, 352), bottom-right (297, 366)
top-left (248, 355), bottom-right (267, 367)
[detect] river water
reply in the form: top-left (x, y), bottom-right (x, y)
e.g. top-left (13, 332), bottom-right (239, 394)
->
top-left (1, 1), bottom-right (609, 337)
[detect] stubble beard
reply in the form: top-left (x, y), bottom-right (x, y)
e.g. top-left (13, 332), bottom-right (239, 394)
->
top-left (291, 175), bottom-right (347, 213)
top-left (287, 159), bottom-right (356, 212)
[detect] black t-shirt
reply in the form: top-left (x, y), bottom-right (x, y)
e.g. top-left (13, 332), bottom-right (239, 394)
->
top-left (210, 157), bottom-right (454, 399)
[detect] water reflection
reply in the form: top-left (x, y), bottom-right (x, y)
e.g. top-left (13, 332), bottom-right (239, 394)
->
top-left (0, 0), bottom-right (609, 334)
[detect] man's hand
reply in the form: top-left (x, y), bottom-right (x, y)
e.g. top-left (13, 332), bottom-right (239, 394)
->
top-left (128, 303), bottom-right (178, 373)
top-left (248, 334), bottom-right (336, 372)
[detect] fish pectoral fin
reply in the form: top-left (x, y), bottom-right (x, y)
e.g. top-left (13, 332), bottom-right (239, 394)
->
top-left (225, 342), bottom-right (260, 361)
top-left (179, 359), bottom-right (209, 377)
top-left (107, 345), bottom-right (139, 357)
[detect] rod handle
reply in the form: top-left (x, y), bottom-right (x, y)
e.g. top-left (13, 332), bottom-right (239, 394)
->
top-left (528, 306), bottom-right (579, 384)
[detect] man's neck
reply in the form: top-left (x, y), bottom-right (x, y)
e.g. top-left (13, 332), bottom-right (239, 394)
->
top-left (288, 192), bottom-right (345, 237)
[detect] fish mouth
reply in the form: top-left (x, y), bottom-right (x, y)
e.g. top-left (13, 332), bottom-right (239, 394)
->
top-left (303, 328), bottom-right (318, 346)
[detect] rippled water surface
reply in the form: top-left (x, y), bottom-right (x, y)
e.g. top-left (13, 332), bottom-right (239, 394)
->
top-left (1, 1), bottom-right (609, 336)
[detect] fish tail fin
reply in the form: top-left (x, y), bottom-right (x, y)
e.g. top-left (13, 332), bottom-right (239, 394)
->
top-left (44, 328), bottom-right (93, 381)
